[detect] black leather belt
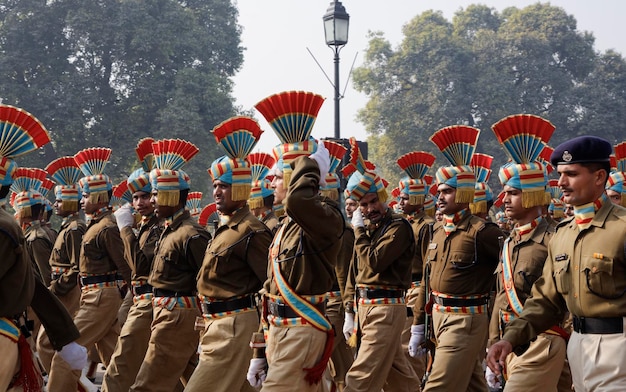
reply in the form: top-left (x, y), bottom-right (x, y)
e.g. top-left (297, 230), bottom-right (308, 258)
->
top-left (433, 295), bottom-right (489, 307)
top-left (132, 284), bottom-right (153, 296)
top-left (267, 301), bottom-right (326, 318)
top-left (201, 295), bottom-right (256, 315)
top-left (357, 288), bottom-right (404, 299)
top-left (152, 288), bottom-right (195, 297)
top-left (51, 273), bottom-right (63, 281)
top-left (411, 273), bottom-right (422, 282)
top-left (573, 316), bottom-right (624, 334)
top-left (79, 274), bottom-right (117, 286)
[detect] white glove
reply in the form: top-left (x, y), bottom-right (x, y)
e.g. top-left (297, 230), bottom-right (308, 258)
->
top-left (343, 312), bottom-right (355, 340)
top-left (485, 365), bottom-right (502, 390)
top-left (408, 324), bottom-right (427, 357)
top-left (114, 203), bottom-right (134, 230)
top-left (247, 357), bottom-right (267, 388)
top-left (351, 208), bottom-right (364, 228)
top-left (309, 141), bottom-right (331, 186)
top-left (58, 342), bottom-right (88, 370)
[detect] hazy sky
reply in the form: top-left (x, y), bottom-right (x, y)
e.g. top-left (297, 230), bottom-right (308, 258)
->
top-left (232, 1), bottom-right (626, 153)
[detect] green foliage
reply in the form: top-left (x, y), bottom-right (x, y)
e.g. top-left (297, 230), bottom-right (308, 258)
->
top-left (0, 0), bottom-right (243, 199)
top-left (353, 3), bottom-right (626, 193)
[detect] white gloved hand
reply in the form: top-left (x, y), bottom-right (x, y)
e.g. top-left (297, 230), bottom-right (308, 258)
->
top-left (343, 312), bottom-right (355, 340)
top-left (114, 203), bottom-right (134, 230)
top-left (247, 357), bottom-right (267, 388)
top-left (351, 208), bottom-right (364, 228)
top-left (58, 342), bottom-right (88, 370)
top-left (408, 324), bottom-right (427, 357)
top-left (485, 365), bottom-right (502, 390)
top-left (309, 141), bottom-right (331, 186)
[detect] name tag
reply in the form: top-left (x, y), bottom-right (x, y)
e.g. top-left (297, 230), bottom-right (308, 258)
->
top-left (555, 253), bottom-right (568, 262)
top-left (429, 243), bottom-right (437, 250)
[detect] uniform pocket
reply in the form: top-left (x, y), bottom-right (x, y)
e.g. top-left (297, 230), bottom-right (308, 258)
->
top-left (552, 257), bottom-right (571, 294)
top-left (581, 254), bottom-right (616, 298)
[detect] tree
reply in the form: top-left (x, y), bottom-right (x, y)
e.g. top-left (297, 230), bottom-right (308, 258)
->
top-left (353, 3), bottom-right (624, 189)
top-left (0, 0), bottom-right (243, 197)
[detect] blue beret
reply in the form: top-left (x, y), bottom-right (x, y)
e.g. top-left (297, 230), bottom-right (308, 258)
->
top-left (550, 136), bottom-right (612, 166)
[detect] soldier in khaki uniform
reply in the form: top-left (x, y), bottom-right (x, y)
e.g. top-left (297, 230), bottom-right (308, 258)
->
top-left (409, 125), bottom-right (503, 392)
top-left (485, 114), bottom-right (571, 391)
top-left (185, 117), bottom-right (272, 391)
top-left (246, 91), bottom-right (343, 391)
top-left (102, 138), bottom-right (162, 391)
top-left (606, 141), bottom-right (625, 206)
top-left (248, 151), bottom-right (280, 233)
top-left (47, 147), bottom-right (131, 392)
top-left (341, 138), bottom-right (419, 392)
top-left (130, 139), bottom-right (210, 392)
top-left (488, 135), bottom-right (626, 392)
top-left (11, 168), bottom-right (53, 287)
top-left (318, 141), bottom-right (353, 392)
top-left (396, 151), bottom-right (436, 384)
top-left (37, 156), bottom-right (87, 372)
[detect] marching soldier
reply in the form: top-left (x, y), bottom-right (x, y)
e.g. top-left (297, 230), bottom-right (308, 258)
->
top-left (318, 140), bottom-right (353, 392)
top-left (409, 125), bottom-right (503, 392)
top-left (469, 153), bottom-right (494, 221)
top-left (130, 138), bottom-right (210, 392)
top-left (248, 152), bottom-right (280, 233)
top-left (487, 135), bottom-right (626, 391)
top-left (102, 138), bottom-right (162, 391)
top-left (184, 116), bottom-right (272, 391)
top-left (606, 141), bottom-right (626, 206)
top-left (47, 147), bottom-right (131, 392)
top-left (36, 157), bottom-right (87, 372)
top-left (246, 91), bottom-right (343, 391)
top-left (342, 138), bottom-right (420, 392)
top-left (396, 151), bottom-right (436, 384)
top-left (485, 114), bottom-right (571, 391)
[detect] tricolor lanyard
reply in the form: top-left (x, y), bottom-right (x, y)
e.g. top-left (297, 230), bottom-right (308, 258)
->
top-left (501, 237), bottom-right (524, 316)
top-left (270, 222), bottom-right (331, 332)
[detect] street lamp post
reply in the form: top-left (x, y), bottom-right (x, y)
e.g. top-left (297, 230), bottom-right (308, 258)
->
top-left (323, 1), bottom-right (349, 140)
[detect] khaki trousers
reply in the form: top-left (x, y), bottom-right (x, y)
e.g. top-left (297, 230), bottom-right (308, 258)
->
top-left (117, 289), bottom-right (134, 326)
top-left (47, 286), bottom-right (122, 392)
top-left (568, 330), bottom-right (626, 391)
top-left (35, 284), bottom-right (81, 373)
top-left (129, 303), bottom-right (200, 392)
top-left (422, 311), bottom-right (488, 392)
top-left (318, 296), bottom-right (354, 392)
top-left (184, 310), bottom-right (259, 392)
top-left (261, 323), bottom-right (327, 392)
top-left (402, 286), bottom-right (426, 384)
top-left (101, 297), bottom-right (153, 392)
top-left (504, 333), bottom-right (570, 392)
top-left (344, 304), bottom-right (419, 392)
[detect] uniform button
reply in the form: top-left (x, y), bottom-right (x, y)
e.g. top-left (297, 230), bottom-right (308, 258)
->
top-left (592, 266), bottom-right (597, 273)
top-left (574, 294), bottom-right (578, 298)
top-left (575, 265), bottom-right (579, 271)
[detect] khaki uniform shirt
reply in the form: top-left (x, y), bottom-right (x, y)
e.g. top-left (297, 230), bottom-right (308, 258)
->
top-left (149, 209), bottom-right (210, 293)
top-left (261, 210), bottom-right (279, 235)
top-left (198, 205), bottom-right (272, 299)
top-left (334, 223), bottom-right (354, 295)
top-left (408, 211), bottom-right (435, 282)
top-left (503, 201), bottom-right (626, 349)
top-left (488, 217), bottom-right (554, 345)
top-left (343, 209), bottom-right (414, 309)
top-left (49, 214), bottom-right (86, 296)
top-left (265, 156), bottom-right (344, 296)
top-left (24, 220), bottom-right (54, 286)
top-left (413, 212), bottom-right (503, 324)
top-left (79, 209), bottom-right (131, 283)
top-left (120, 215), bottom-right (161, 282)
top-left (0, 208), bottom-right (34, 317)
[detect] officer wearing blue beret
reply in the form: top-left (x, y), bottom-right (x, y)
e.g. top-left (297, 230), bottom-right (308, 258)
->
top-left (488, 135), bottom-right (626, 392)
